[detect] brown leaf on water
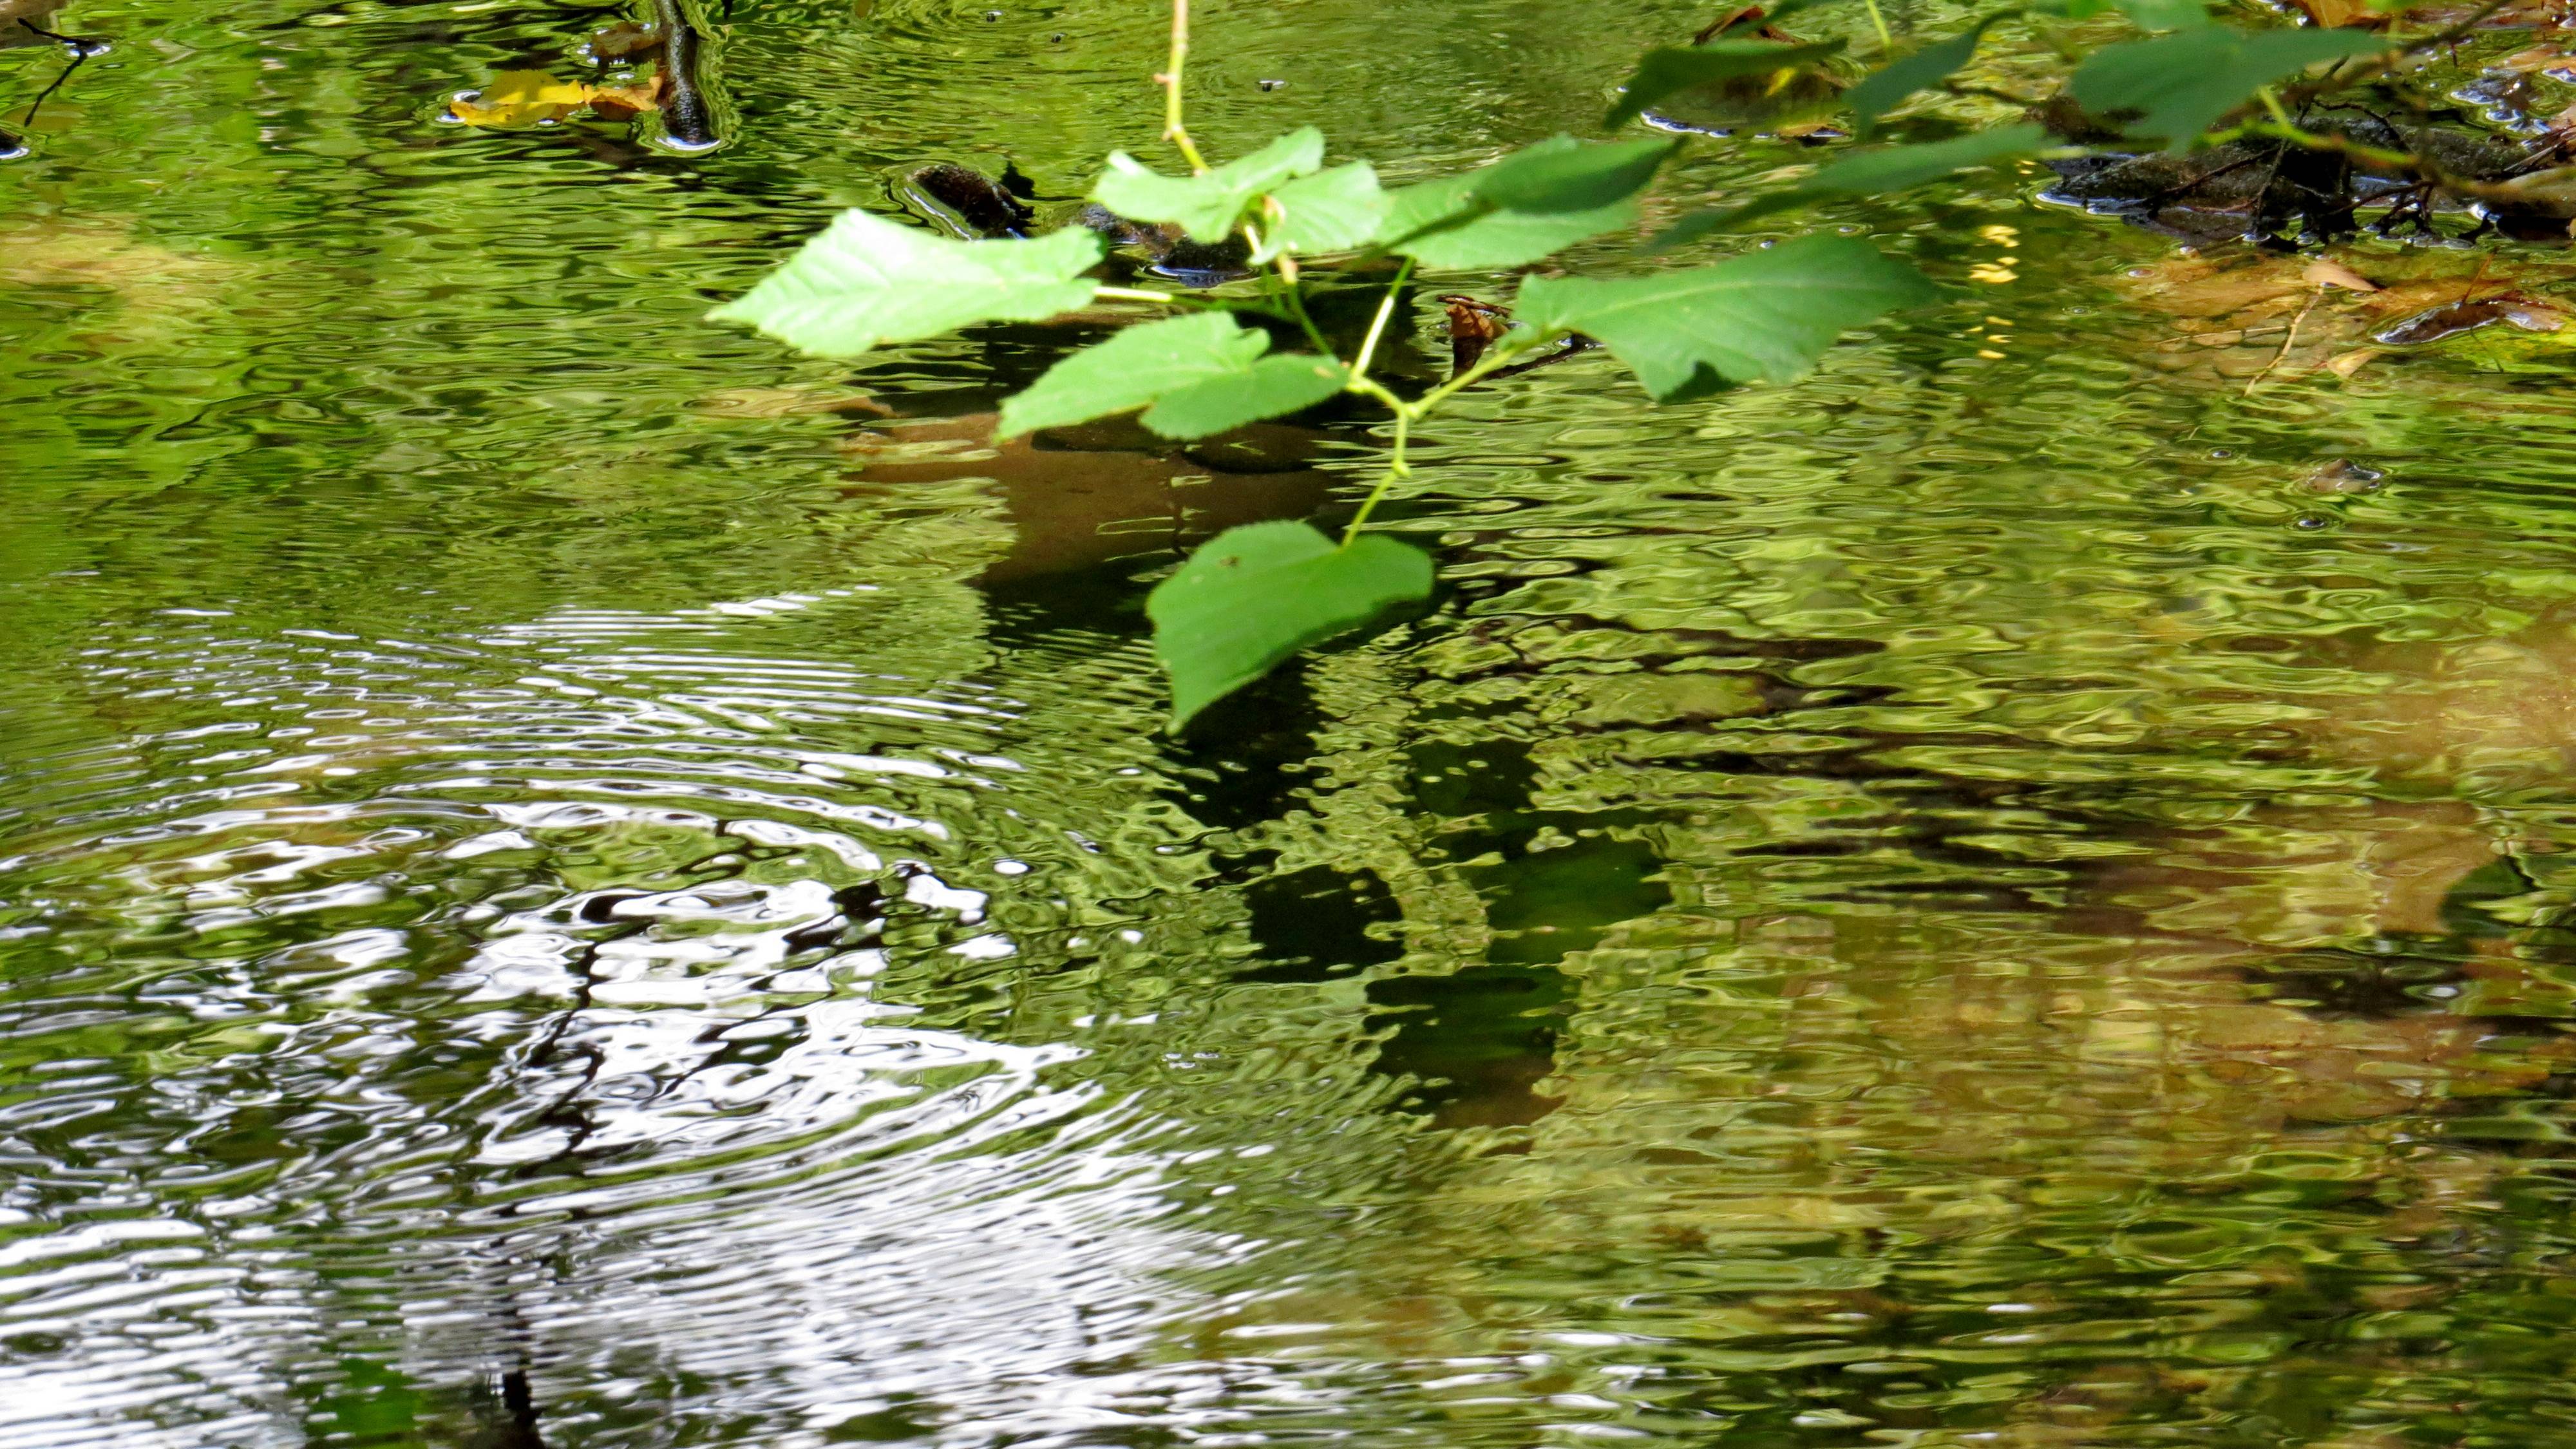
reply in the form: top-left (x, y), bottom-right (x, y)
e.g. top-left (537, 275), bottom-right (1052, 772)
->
top-left (2291, 0), bottom-right (2391, 27)
top-left (2303, 257), bottom-right (2379, 292)
top-left (584, 75), bottom-right (668, 122)
top-left (2116, 249), bottom-right (2576, 381)
top-left (587, 21), bottom-right (665, 60)
top-left (2497, 43), bottom-right (2575, 70)
top-left (1442, 294), bottom-right (1511, 378)
top-left (2373, 295), bottom-right (2566, 344)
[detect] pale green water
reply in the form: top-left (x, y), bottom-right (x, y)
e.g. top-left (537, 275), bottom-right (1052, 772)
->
top-left (10, 1), bottom-right (2576, 1445)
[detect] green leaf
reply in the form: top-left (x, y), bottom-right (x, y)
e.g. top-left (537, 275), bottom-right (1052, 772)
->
top-left (997, 312), bottom-right (1258, 438)
top-left (1656, 122), bottom-right (2054, 243)
top-left (2116, 0), bottom-right (2211, 29)
top-left (1845, 12), bottom-right (2022, 135)
top-left (708, 210), bottom-right (1104, 358)
top-left (1148, 522), bottom-right (1433, 728)
top-left (1376, 137), bottom-right (1642, 270)
top-left (1515, 234), bottom-right (1940, 400)
top-left (1606, 39), bottom-right (1849, 128)
top-left (1805, 122), bottom-right (2052, 194)
top-left (997, 312), bottom-right (1348, 440)
top-left (1253, 162), bottom-right (1392, 263)
top-left (1472, 136), bottom-right (1680, 213)
top-left (2071, 27), bottom-right (2390, 151)
top-left (1146, 353), bottom-right (1351, 439)
top-left (1091, 128), bottom-right (1325, 243)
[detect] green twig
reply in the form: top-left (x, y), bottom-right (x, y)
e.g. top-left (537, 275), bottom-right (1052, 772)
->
top-left (1336, 329), bottom-right (1549, 547)
top-left (1159, 0), bottom-right (1208, 174)
top-left (1349, 258), bottom-right (1414, 379)
top-left (1338, 405), bottom-right (1412, 547)
top-left (1861, 0), bottom-right (1895, 53)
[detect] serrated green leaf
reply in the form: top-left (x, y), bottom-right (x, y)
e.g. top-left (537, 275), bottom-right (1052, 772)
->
top-left (1473, 136), bottom-right (1680, 213)
top-left (1605, 39), bottom-right (1849, 128)
top-left (1091, 128), bottom-right (1326, 243)
top-left (708, 210), bottom-right (1105, 358)
top-left (1148, 522), bottom-right (1433, 728)
top-left (998, 312), bottom-right (1348, 440)
top-left (1846, 12), bottom-right (2022, 135)
top-left (1376, 137), bottom-right (1642, 270)
top-left (1253, 162), bottom-right (1392, 263)
top-left (1144, 352), bottom-right (1351, 439)
top-left (1658, 122), bottom-right (2052, 245)
top-left (1515, 234), bottom-right (1940, 400)
top-left (997, 312), bottom-right (1263, 438)
top-left (2071, 27), bottom-right (2389, 151)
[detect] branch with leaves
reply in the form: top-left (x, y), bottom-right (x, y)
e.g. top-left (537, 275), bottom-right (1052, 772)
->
top-left (709, 0), bottom-right (1933, 729)
top-left (710, 0), bottom-right (2536, 731)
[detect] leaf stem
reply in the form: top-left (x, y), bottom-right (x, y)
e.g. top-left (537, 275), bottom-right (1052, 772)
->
top-left (1278, 274), bottom-right (1336, 353)
top-left (2257, 84), bottom-right (2297, 132)
top-left (1861, 0), bottom-right (1894, 53)
top-left (1336, 328), bottom-right (1544, 547)
top-left (1158, 0), bottom-right (1209, 175)
top-left (1338, 405), bottom-right (1412, 547)
top-left (1349, 258), bottom-right (1414, 379)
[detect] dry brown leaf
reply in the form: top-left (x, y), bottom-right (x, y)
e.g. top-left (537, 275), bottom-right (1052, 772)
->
top-left (2326, 348), bottom-right (2384, 377)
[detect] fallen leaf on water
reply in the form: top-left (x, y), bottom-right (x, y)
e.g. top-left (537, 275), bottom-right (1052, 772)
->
top-left (2497, 43), bottom-right (2574, 70)
top-left (584, 77), bottom-right (667, 121)
top-left (2292, 0), bottom-right (2391, 27)
top-left (2304, 257), bottom-right (2379, 292)
top-left (448, 70), bottom-right (661, 128)
top-left (2374, 296), bottom-right (2565, 345)
top-left (1441, 294), bottom-right (1510, 377)
top-left (2117, 249), bottom-right (2576, 381)
top-left (587, 21), bottom-right (664, 60)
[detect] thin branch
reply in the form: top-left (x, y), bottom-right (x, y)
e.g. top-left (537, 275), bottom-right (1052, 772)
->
top-left (2246, 285), bottom-right (2321, 396)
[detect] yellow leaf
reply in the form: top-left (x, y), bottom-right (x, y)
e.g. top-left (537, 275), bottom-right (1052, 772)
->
top-left (448, 70), bottom-right (607, 128)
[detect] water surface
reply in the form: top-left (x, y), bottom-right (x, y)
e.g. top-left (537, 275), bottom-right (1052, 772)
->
top-left (10, 1), bottom-right (2576, 1444)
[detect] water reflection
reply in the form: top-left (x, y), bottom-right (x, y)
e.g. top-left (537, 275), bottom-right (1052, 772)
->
top-left (13, 0), bottom-right (2576, 1443)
